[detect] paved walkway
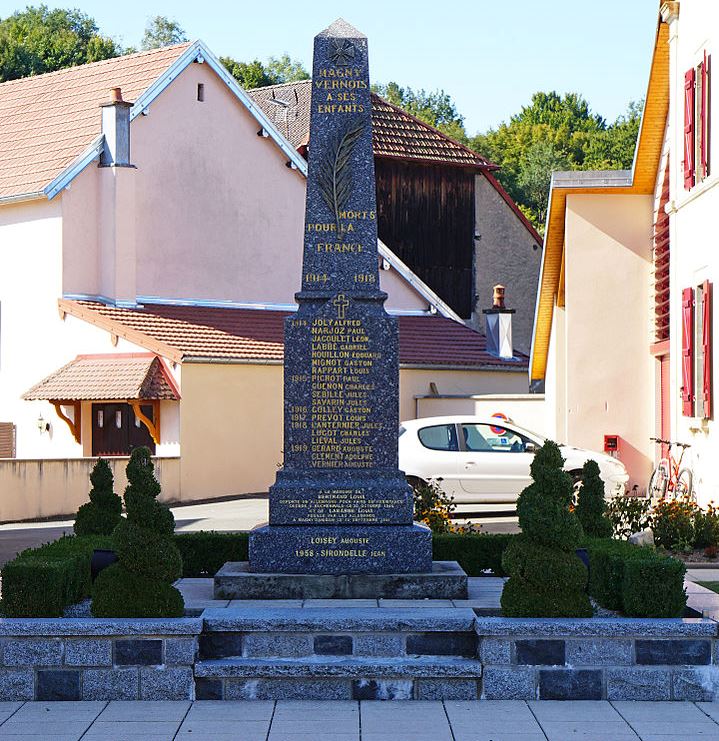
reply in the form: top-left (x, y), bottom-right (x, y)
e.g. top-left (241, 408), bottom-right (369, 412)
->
top-left (0, 699), bottom-right (718, 740)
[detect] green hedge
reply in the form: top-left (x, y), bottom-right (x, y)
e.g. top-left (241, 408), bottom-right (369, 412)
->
top-left (584, 537), bottom-right (687, 617)
top-left (1, 535), bottom-right (113, 617)
top-left (432, 533), bottom-right (513, 576)
top-left (175, 531), bottom-right (249, 577)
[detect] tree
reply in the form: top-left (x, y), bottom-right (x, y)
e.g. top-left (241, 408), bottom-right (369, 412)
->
top-left (501, 440), bottom-right (592, 617)
top-left (373, 81), bottom-right (467, 142)
top-left (0, 5), bottom-right (119, 82)
top-left (141, 15), bottom-right (187, 50)
top-left (221, 53), bottom-right (309, 89)
top-left (470, 93), bottom-right (643, 233)
top-left (74, 458), bottom-right (122, 536)
top-left (92, 447), bottom-right (183, 617)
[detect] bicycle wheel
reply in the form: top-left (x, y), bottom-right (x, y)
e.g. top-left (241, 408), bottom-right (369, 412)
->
top-left (648, 466), bottom-right (668, 502)
top-left (676, 468), bottom-right (694, 501)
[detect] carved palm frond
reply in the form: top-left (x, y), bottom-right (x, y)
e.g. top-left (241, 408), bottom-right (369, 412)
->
top-left (316, 121), bottom-right (364, 229)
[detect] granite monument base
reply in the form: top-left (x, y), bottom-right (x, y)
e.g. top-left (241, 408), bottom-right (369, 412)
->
top-left (214, 560), bottom-right (468, 600)
top-left (249, 523), bottom-right (432, 575)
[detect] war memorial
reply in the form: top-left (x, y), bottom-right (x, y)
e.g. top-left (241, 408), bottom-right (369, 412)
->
top-left (215, 18), bottom-right (468, 599)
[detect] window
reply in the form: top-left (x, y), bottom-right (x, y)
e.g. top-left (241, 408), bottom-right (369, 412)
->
top-left (684, 52), bottom-right (711, 190)
top-left (461, 423), bottom-right (533, 453)
top-left (682, 281), bottom-right (713, 418)
top-left (418, 424), bottom-right (458, 451)
top-left (0, 422), bottom-right (15, 458)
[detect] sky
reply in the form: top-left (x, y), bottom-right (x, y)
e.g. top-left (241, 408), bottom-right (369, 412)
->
top-left (0, 0), bottom-right (660, 134)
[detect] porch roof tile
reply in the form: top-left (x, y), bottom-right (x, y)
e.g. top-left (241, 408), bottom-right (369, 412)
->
top-left (22, 354), bottom-right (180, 401)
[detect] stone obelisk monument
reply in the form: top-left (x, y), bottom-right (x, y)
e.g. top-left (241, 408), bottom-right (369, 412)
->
top-left (249, 19), bottom-right (432, 576)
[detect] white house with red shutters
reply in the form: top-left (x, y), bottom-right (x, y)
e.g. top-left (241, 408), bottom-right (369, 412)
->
top-left (530, 0), bottom-right (718, 504)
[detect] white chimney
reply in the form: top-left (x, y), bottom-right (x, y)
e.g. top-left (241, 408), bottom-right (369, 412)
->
top-left (483, 284), bottom-right (514, 359)
top-left (100, 87), bottom-right (133, 167)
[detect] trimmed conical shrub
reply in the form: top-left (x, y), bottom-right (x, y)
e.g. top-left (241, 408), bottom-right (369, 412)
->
top-left (92, 447), bottom-right (184, 617)
top-left (501, 440), bottom-right (592, 617)
top-left (74, 458), bottom-right (122, 536)
top-left (576, 459), bottom-right (613, 538)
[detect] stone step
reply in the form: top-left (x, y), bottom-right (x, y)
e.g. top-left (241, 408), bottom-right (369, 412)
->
top-left (202, 606), bottom-right (476, 632)
top-left (194, 655), bottom-right (483, 701)
top-left (195, 655), bottom-right (483, 678)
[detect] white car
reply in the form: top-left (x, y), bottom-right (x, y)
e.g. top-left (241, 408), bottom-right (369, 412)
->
top-left (398, 416), bottom-right (629, 514)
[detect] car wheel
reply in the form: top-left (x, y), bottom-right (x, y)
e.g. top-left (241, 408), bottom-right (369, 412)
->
top-left (406, 476), bottom-right (427, 494)
top-left (570, 471), bottom-right (583, 504)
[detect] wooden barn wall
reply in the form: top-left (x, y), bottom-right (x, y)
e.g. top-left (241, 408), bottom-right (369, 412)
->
top-left (375, 159), bottom-right (475, 318)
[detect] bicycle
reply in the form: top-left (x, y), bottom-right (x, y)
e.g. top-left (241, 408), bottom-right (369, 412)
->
top-left (648, 438), bottom-right (694, 502)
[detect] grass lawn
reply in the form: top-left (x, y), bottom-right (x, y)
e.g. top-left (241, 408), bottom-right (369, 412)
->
top-left (697, 581), bottom-right (719, 594)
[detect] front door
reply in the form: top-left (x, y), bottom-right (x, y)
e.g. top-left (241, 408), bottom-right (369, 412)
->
top-left (92, 403), bottom-right (156, 456)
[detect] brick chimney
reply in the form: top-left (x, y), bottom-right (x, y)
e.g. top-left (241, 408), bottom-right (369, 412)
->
top-left (483, 284), bottom-right (515, 359)
top-left (100, 87), bottom-right (133, 166)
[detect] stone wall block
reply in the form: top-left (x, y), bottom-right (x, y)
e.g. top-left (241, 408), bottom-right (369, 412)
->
top-left (481, 667), bottom-right (535, 700)
top-left (314, 635), bottom-right (353, 656)
top-left (82, 668), bottom-right (139, 700)
top-left (566, 639), bottom-right (633, 666)
top-left (4, 639), bottom-right (63, 666)
top-left (195, 677), bottom-right (223, 700)
top-left (606, 668), bottom-right (671, 701)
top-left (165, 638), bottom-right (197, 665)
top-left (114, 639), bottom-right (163, 666)
top-left (353, 633), bottom-right (404, 656)
top-left (538, 669), bottom-right (602, 700)
top-left (225, 678), bottom-right (351, 701)
top-left (352, 679), bottom-right (414, 700)
top-left (672, 667), bottom-right (719, 701)
top-left (140, 667), bottom-right (194, 700)
top-left (416, 679), bottom-right (479, 700)
top-left (243, 633), bottom-right (313, 658)
top-left (479, 638), bottom-right (511, 665)
top-left (406, 632), bottom-right (476, 657)
top-left (65, 640), bottom-right (112, 667)
top-left (635, 639), bottom-right (711, 665)
top-left (0, 669), bottom-right (34, 701)
top-left (515, 640), bottom-right (565, 666)
top-left (36, 669), bottom-right (80, 701)
top-left (199, 633), bottom-right (243, 659)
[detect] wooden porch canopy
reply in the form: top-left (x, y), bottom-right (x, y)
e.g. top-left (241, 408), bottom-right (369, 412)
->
top-left (22, 353), bottom-right (180, 444)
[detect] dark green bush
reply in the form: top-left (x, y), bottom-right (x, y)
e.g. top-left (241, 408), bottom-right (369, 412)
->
top-left (584, 537), bottom-right (686, 617)
top-left (91, 563), bottom-right (184, 618)
top-left (92, 447), bottom-right (183, 617)
top-left (501, 440), bottom-right (591, 617)
top-left (575, 460), bottom-right (613, 538)
top-left (432, 533), bottom-right (512, 576)
top-left (175, 531), bottom-right (249, 577)
top-left (694, 505), bottom-right (719, 549)
top-left (74, 458), bottom-right (122, 536)
top-left (622, 556), bottom-right (687, 617)
top-left (1, 535), bottom-right (112, 617)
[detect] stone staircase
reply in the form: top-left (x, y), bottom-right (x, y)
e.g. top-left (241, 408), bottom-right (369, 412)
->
top-left (194, 607), bottom-right (483, 700)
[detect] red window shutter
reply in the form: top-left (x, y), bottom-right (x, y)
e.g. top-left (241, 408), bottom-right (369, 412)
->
top-left (706, 54), bottom-right (711, 178)
top-left (682, 287), bottom-right (695, 416)
top-left (685, 68), bottom-right (696, 189)
top-left (703, 280), bottom-right (713, 419)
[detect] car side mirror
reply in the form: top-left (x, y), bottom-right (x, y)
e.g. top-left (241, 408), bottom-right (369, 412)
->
top-left (524, 442), bottom-right (537, 453)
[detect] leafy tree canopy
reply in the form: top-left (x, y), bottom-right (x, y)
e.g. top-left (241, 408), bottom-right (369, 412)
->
top-left (141, 15), bottom-right (187, 50)
top-left (0, 4), bottom-right (119, 81)
top-left (221, 52), bottom-right (309, 89)
top-left (470, 93), bottom-right (643, 231)
top-left (373, 81), bottom-right (467, 142)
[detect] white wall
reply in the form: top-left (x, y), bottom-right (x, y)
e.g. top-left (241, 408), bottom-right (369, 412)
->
top-left (666, 1), bottom-right (719, 506)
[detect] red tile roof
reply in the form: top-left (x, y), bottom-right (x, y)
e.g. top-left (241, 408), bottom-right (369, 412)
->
top-left (61, 300), bottom-right (528, 370)
top-left (249, 81), bottom-right (493, 169)
top-left (0, 43), bottom-right (191, 199)
top-left (22, 354), bottom-right (180, 401)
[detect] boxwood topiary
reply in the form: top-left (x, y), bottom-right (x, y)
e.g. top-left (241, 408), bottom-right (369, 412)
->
top-left (92, 447), bottom-right (183, 617)
top-left (74, 458), bottom-right (122, 536)
top-left (501, 440), bottom-right (592, 617)
top-left (576, 460), bottom-right (613, 539)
